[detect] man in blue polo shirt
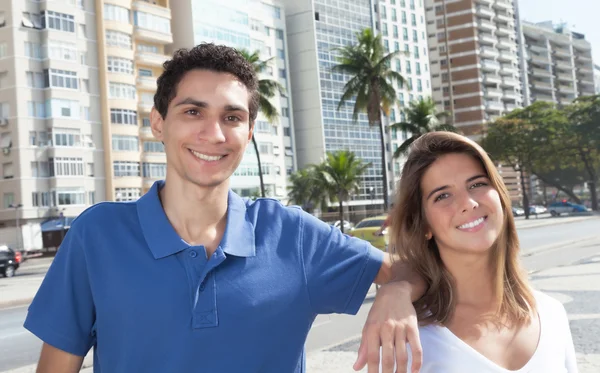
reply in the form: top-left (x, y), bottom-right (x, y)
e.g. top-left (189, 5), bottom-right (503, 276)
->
top-left (25, 44), bottom-right (422, 373)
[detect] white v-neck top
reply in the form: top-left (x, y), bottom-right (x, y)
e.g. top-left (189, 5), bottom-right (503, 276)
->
top-left (412, 291), bottom-right (578, 373)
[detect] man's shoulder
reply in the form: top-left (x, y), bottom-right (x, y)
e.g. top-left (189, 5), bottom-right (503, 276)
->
top-left (244, 197), bottom-right (307, 222)
top-left (70, 201), bottom-right (138, 231)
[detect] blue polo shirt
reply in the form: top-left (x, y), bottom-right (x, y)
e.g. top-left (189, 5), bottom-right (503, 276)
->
top-left (24, 180), bottom-right (384, 373)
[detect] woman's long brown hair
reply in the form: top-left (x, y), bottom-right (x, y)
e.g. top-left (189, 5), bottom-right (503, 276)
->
top-left (391, 131), bottom-right (535, 326)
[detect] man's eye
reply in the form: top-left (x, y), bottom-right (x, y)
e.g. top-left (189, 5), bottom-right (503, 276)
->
top-left (434, 193), bottom-right (449, 202)
top-left (226, 116), bottom-right (241, 122)
top-left (185, 109), bottom-right (199, 115)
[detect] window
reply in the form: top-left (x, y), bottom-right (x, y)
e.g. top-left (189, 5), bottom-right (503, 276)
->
top-left (113, 161), bottom-right (140, 177)
top-left (24, 42), bottom-right (42, 59)
top-left (279, 68), bottom-right (286, 79)
top-left (0, 43), bottom-right (6, 57)
top-left (255, 121), bottom-right (276, 134)
top-left (403, 27), bottom-right (408, 41)
top-left (258, 142), bottom-right (272, 155)
top-left (46, 69), bottom-right (78, 89)
top-left (55, 189), bottom-right (85, 206)
top-left (134, 11), bottom-right (170, 34)
top-left (112, 135), bottom-right (139, 151)
top-left (142, 117), bottom-right (151, 127)
top-left (2, 162), bottom-right (13, 179)
top-left (3, 192), bottom-right (14, 208)
top-left (382, 23), bottom-right (388, 36)
top-left (81, 79), bottom-right (90, 93)
top-left (142, 163), bottom-right (166, 179)
top-left (143, 141), bottom-right (164, 153)
top-left (410, 0), bottom-right (415, 10)
top-left (31, 161), bottom-right (50, 177)
top-left (394, 41), bottom-right (400, 52)
top-left (109, 83), bottom-right (136, 99)
top-left (0, 11), bottom-right (5, 28)
top-left (277, 49), bottom-right (285, 59)
top-left (137, 44), bottom-right (158, 53)
top-left (81, 107), bottom-right (90, 120)
top-left (442, 72), bottom-right (449, 82)
top-left (87, 163), bottom-right (94, 177)
top-left (282, 108), bottom-right (289, 117)
top-left (264, 4), bottom-right (281, 19)
top-left (406, 61), bottom-right (412, 74)
top-left (104, 4), bottom-right (130, 23)
top-left (49, 157), bottom-right (84, 176)
top-left (411, 14), bottom-right (417, 26)
top-left (107, 57), bottom-right (134, 75)
top-left (416, 63), bottom-right (421, 75)
top-left (380, 5), bottom-right (387, 18)
top-left (413, 30), bottom-right (418, 43)
top-left (391, 9), bottom-right (397, 21)
top-left (314, 11), bottom-right (320, 21)
top-left (276, 29), bottom-right (284, 40)
top-left (29, 131), bottom-right (36, 146)
top-left (27, 101), bottom-right (46, 118)
top-left (401, 11), bottom-right (407, 24)
top-left (105, 30), bottom-right (132, 49)
top-left (79, 24), bottom-right (87, 38)
top-left (46, 41), bottom-right (77, 61)
top-left (77, 0), bottom-right (84, 10)
top-left (408, 78), bottom-right (413, 90)
top-left (88, 191), bottom-right (95, 205)
top-left (396, 60), bottom-right (401, 72)
top-left (115, 188), bottom-right (141, 202)
top-left (413, 45), bottom-right (420, 58)
top-left (393, 25), bottom-right (398, 38)
top-left (26, 71), bottom-right (45, 88)
top-left (42, 11), bottom-right (75, 32)
top-left (80, 52), bottom-right (87, 65)
top-left (46, 99), bottom-right (80, 118)
top-left (384, 40), bottom-right (389, 52)
top-left (417, 79), bottom-right (422, 92)
top-left (139, 69), bottom-right (153, 77)
top-left (0, 102), bottom-right (9, 119)
top-left (53, 129), bottom-right (81, 147)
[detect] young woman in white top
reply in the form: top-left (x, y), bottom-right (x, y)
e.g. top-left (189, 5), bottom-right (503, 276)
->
top-left (389, 132), bottom-right (577, 373)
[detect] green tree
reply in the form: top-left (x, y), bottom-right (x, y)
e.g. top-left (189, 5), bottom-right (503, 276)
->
top-left (239, 49), bottom-right (286, 198)
top-left (287, 168), bottom-right (329, 213)
top-left (314, 151), bottom-right (370, 233)
top-left (332, 28), bottom-right (406, 210)
top-left (390, 97), bottom-right (455, 158)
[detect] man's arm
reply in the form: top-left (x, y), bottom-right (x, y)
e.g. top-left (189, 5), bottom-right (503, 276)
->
top-left (374, 253), bottom-right (426, 301)
top-left (37, 344), bottom-right (84, 373)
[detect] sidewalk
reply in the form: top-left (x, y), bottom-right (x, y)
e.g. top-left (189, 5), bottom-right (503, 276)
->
top-left (307, 252), bottom-right (600, 373)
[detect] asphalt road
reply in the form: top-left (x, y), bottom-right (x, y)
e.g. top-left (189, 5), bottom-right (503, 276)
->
top-left (0, 217), bottom-right (598, 372)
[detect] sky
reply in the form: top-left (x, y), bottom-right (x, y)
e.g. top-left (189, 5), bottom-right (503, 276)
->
top-left (519, 0), bottom-right (600, 65)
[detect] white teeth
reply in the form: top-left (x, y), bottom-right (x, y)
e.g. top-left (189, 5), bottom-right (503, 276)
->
top-left (458, 217), bottom-right (485, 230)
top-left (191, 150), bottom-right (224, 162)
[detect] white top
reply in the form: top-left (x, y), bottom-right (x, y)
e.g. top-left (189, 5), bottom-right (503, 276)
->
top-left (407, 291), bottom-right (578, 373)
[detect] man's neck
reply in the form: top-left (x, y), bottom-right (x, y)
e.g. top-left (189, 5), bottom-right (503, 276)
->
top-left (159, 174), bottom-right (229, 248)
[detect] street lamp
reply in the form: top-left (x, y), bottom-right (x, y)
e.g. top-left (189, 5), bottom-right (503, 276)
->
top-left (8, 203), bottom-right (22, 251)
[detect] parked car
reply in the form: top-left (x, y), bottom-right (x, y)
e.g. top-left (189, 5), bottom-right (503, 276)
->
top-left (347, 215), bottom-right (389, 251)
top-left (548, 201), bottom-right (589, 216)
top-left (0, 245), bottom-right (21, 278)
top-left (332, 220), bottom-right (354, 231)
top-left (528, 205), bottom-right (547, 215)
top-left (512, 207), bottom-right (525, 216)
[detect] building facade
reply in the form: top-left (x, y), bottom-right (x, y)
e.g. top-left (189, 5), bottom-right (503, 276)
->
top-left (595, 64), bottom-right (600, 94)
top-left (521, 21), bottom-right (595, 106)
top-left (283, 0), bottom-right (430, 207)
top-left (170, 0), bottom-right (296, 200)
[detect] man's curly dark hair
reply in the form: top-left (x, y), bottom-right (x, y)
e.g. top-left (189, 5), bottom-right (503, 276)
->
top-left (154, 43), bottom-right (259, 123)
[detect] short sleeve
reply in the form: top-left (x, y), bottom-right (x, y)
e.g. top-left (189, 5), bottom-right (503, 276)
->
top-left (23, 225), bottom-right (95, 356)
top-left (299, 210), bottom-right (384, 315)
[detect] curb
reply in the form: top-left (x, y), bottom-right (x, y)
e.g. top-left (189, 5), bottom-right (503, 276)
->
top-left (522, 235), bottom-right (600, 258)
top-left (516, 216), bottom-right (597, 230)
top-left (0, 298), bottom-right (34, 310)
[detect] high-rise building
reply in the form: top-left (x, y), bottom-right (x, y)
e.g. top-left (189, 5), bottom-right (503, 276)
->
top-left (170, 0), bottom-right (296, 200)
top-left (595, 64), bottom-right (600, 94)
top-left (521, 21), bottom-right (595, 106)
top-left (0, 0), bottom-right (174, 251)
top-left (425, 0), bottom-right (523, 137)
top-left (424, 0), bottom-right (523, 202)
top-left (282, 0), bottom-right (431, 207)
top-left (0, 0), bottom-right (105, 250)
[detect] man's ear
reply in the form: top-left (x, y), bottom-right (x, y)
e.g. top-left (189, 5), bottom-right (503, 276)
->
top-left (248, 120), bottom-right (255, 142)
top-left (150, 107), bottom-right (164, 142)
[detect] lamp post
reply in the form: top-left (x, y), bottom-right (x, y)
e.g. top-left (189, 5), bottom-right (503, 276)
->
top-left (9, 203), bottom-right (22, 251)
top-left (368, 187), bottom-right (375, 215)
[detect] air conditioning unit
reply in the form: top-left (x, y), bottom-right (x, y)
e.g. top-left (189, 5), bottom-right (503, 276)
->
top-left (2, 147), bottom-right (10, 155)
top-left (0, 118), bottom-right (8, 126)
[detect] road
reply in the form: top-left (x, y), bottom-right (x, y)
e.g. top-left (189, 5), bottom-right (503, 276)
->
top-left (0, 217), bottom-right (598, 372)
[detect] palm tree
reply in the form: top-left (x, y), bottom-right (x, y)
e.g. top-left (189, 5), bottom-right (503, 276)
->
top-left (391, 97), bottom-right (456, 158)
top-left (287, 168), bottom-right (329, 213)
top-left (332, 28), bottom-right (406, 210)
top-left (239, 49), bottom-right (286, 197)
top-left (313, 151), bottom-right (370, 234)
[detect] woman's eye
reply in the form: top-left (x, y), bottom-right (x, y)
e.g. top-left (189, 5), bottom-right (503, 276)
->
top-left (434, 193), bottom-right (449, 202)
top-left (470, 182), bottom-right (488, 189)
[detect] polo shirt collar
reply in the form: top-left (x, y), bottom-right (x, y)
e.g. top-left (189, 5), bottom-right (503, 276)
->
top-left (137, 181), bottom-right (256, 259)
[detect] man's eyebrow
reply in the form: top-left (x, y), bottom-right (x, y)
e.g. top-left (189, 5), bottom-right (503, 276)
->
top-left (224, 105), bottom-right (249, 113)
top-left (173, 98), bottom-right (208, 108)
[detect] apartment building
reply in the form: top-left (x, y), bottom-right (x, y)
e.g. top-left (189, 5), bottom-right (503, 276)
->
top-left (424, 0), bottom-right (524, 202)
top-left (595, 64), bottom-right (600, 94)
top-left (0, 0), bottom-right (173, 250)
top-left (521, 21), bottom-right (595, 106)
top-left (282, 0), bottom-right (430, 207)
top-left (170, 0), bottom-right (296, 200)
top-left (0, 0), bottom-right (104, 249)
top-left (376, 0), bottom-right (433, 188)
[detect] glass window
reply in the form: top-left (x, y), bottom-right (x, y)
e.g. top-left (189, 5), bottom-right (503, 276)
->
top-left (49, 157), bottom-right (84, 176)
top-left (276, 29), bottom-right (284, 40)
top-left (137, 44), bottom-right (159, 53)
top-left (107, 56), bottom-right (134, 75)
top-left (113, 161), bottom-right (140, 177)
top-left (134, 11), bottom-right (170, 34)
top-left (46, 69), bottom-right (78, 89)
top-left (42, 11), bottom-right (75, 32)
top-left (115, 188), bottom-right (141, 202)
top-left (112, 135), bottom-right (139, 151)
top-left (143, 141), bottom-right (164, 153)
top-left (109, 83), bottom-right (136, 99)
top-left (104, 4), bottom-right (130, 23)
top-left (105, 30), bottom-right (132, 49)
top-left (52, 128), bottom-right (81, 147)
top-left (142, 163), bottom-right (166, 179)
top-left (55, 189), bottom-right (86, 205)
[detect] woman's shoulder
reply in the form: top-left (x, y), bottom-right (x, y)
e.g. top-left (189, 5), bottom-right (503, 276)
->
top-left (533, 290), bottom-right (570, 322)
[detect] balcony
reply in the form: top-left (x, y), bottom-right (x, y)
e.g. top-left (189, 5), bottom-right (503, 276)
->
top-left (484, 75), bottom-right (502, 85)
top-left (556, 71), bottom-right (574, 82)
top-left (496, 24), bottom-right (515, 37)
top-left (132, 1), bottom-right (171, 18)
top-left (493, 0), bottom-right (512, 11)
top-left (475, 0), bottom-right (493, 4)
top-left (486, 101), bottom-right (504, 112)
top-left (530, 81), bottom-right (553, 91)
top-left (484, 88), bottom-right (503, 98)
top-left (138, 100), bottom-right (154, 113)
top-left (136, 51), bottom-right (170, 67)
top-left (476, 6), bottom-right (495, 18)
top-left (505, 104), bottom-right (518, 112)
top-left (529, 44), bottom-right (548, 54)
top-left (577, 66), bottom-right (594, 77)
top-left (529, 54), bottom-right (551, 66)
top-left (480, 46), bottom-right (498, 59)
top-left (481, 60), bottom-right (500, 72)
top-left (502, 91), bottom-right (520, 101)
top-left (498, 50), bottom-right (517, 63)
top-left (499, 65), bottom-right (517, 76)
top-left (501, 77), bottom-right (519, 88)
top-left (533, 94), bottom-right (554, 102)
top-left (552, 48), bottom-right (571, 59)
top-left (530, 67), bottom-right (553, 77)
top-left (479, 33), bottom-right (496, 46)
top-left (139, 126), bottom-right (154, 140)
top-left (497, 39), bottom-right (514, 50)
top-left (576, 54), bottom-right (593, 63)
top-left (136, 76), bottom-right (157, 91)
top-left (554, 59), bottom-right (573, 70)
top-left (572, 38), bottom-right (592, 51)
top-left (134, 27), bottom-right (173, 45)
top-left (496, 13), bottom-right (514, 24)
top-left (478, 19), bottom-right (496, 32)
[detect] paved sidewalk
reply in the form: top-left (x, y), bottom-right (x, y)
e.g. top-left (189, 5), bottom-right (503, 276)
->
top-left (307, 252), bottom-right (600, 373)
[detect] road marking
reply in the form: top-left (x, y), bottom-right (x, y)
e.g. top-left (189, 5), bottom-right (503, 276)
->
top-left (0, 330), bottom-right (29, 340)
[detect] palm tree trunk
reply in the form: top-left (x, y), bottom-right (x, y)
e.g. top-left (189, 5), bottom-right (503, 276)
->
top-left (520, 166), bottom-right (530, 220)
top-left (252, 135), bottom-right (266, 198)
top-left (378, 111), bottom-right (390, 211)
top-left (338, 194), bottom-right (345, 234)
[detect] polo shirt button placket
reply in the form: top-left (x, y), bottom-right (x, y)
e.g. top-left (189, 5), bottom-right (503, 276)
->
top-left (189, 250), bottom-right (198, 258)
